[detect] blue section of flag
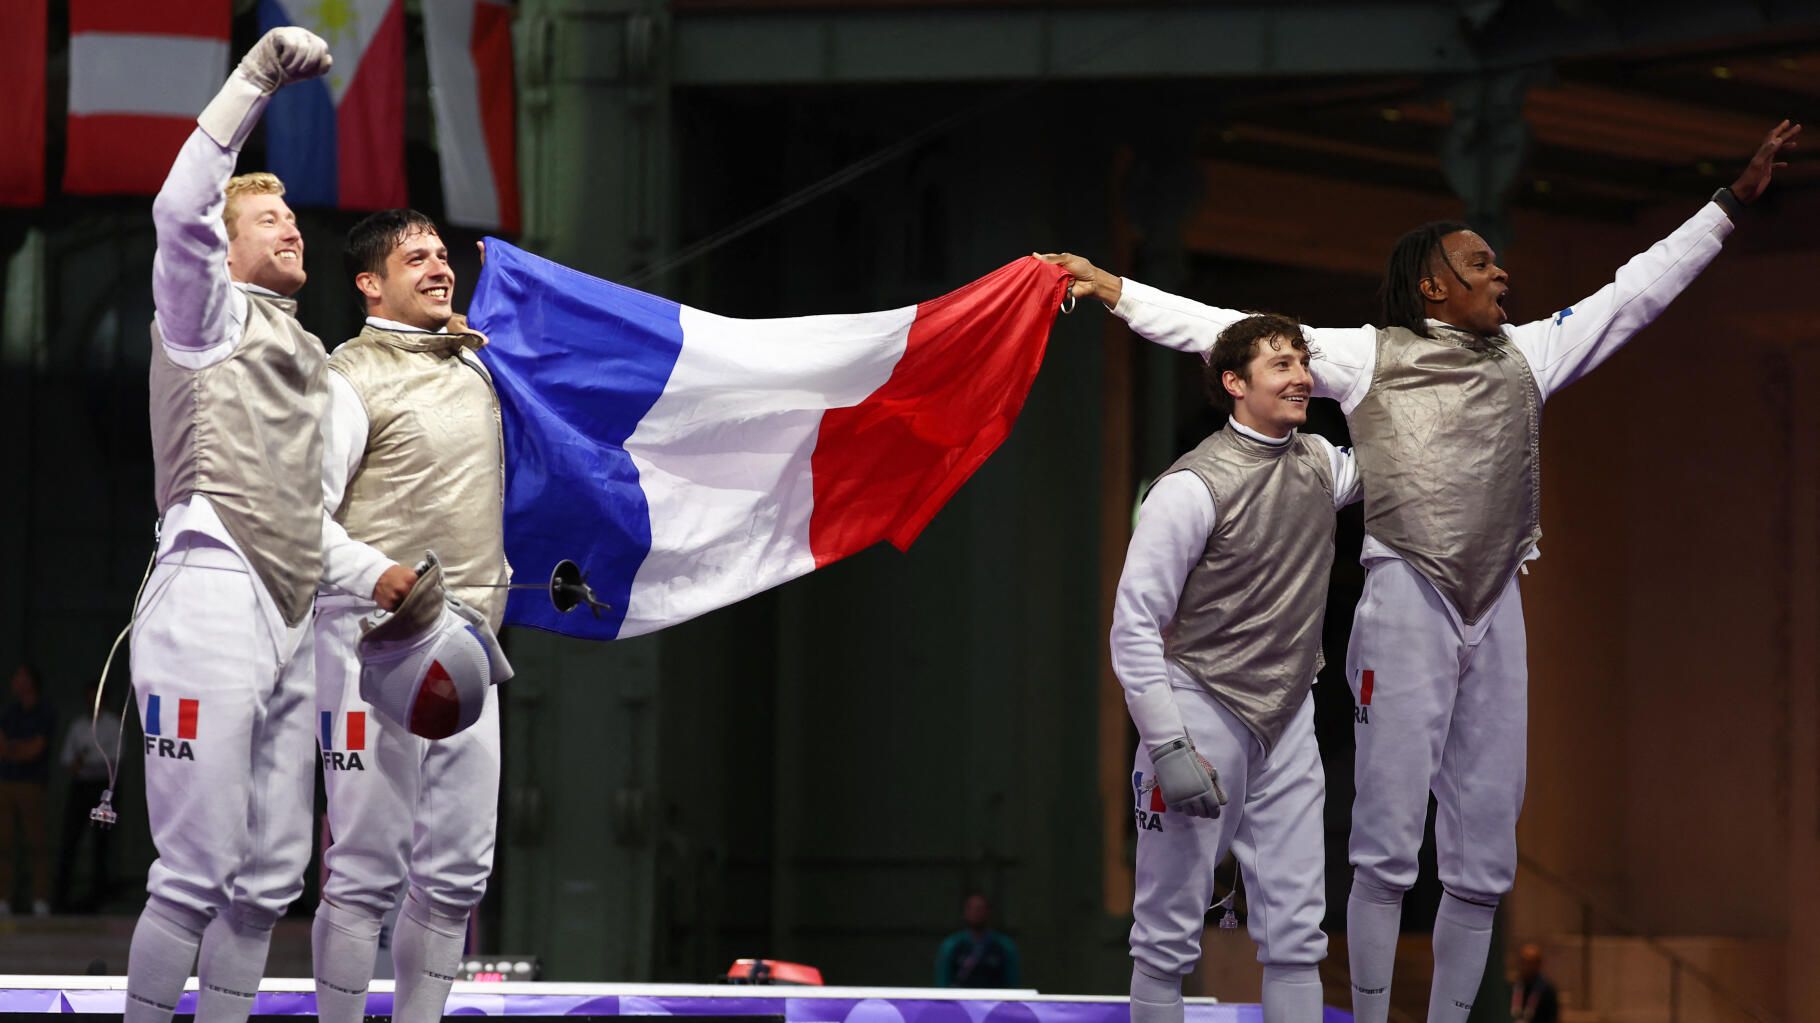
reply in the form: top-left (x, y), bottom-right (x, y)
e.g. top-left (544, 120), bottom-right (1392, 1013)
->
top-left (470, 238), bottom-right (685, 641)
top-left (257, 0), bottom-right (338, 207)
top-left (320, 710), bottom-right (333, 751)
top-left (145, 694), bottom-right (162, 737)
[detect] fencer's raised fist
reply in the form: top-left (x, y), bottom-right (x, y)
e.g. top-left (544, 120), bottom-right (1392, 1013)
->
top-left (238, 27), bottom-right (332, 94)
top-left (1149, 737), bottom-right (1228, 819)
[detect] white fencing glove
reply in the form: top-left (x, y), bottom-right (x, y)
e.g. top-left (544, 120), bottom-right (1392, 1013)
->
top-left (237, 27), bottom-right (333, 93)
top-left (1149, 737), bottom-right (1228, 819)
top-left (199, 27), bottom-right (332, 151)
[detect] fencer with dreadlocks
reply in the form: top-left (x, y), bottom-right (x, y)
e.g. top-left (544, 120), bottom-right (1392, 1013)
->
top-left (129, 27), bottom-right (333, 1023)
top-left (1045, 119), bottom-right (1798, 1023)
top-left (1114, 314), bottom-right (1360, 1023)
top-left (311, 209), bottom-right (509, 1023)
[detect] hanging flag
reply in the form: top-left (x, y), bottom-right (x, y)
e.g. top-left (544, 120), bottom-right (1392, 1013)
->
top-left (258, 0), bottom-right (406, 210)
top-left (424, 0), bottom-right (520, 232)
top-left (64, 0), bottom-right (229, 197)
top-left (470, 243), bottom-right (1071, 640)
top-left (0, 0), bottom-right (47, 206)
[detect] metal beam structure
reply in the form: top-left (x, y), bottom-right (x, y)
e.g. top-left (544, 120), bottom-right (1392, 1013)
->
top-left (659, 1), bottom-right (1820, 87)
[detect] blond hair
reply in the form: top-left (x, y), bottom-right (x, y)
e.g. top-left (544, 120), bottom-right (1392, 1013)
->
top-left (223, 173), bottom-right (286, 240)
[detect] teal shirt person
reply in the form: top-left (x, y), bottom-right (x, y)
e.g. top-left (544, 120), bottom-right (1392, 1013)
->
top-left (935, 894), bottom-right (1020, 988)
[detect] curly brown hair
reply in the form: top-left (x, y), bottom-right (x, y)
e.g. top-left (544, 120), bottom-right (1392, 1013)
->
top-left (1203, 313), bottom-right (1310, 414)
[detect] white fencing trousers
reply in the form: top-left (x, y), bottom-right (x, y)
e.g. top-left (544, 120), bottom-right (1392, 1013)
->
top-left (314, 605), bottom-right (501, 919)
top-left (128, 534), bottom-right (317, 926)
top-left (1345, 557), bottom-right (1527, 902)
top-left (1130, 687), bottom-right (1327, 977)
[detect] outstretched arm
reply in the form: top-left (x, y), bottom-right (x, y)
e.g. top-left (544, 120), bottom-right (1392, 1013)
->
top-left (150, 28), bottom-right (330, 359)
top-left (1509, 120), bottom-right (1800, 400)
top-left (1035, 251), bottom-right (1379, 411)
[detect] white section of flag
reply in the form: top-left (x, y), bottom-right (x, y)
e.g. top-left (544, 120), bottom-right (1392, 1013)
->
top-left (68, 33), bottom-right (227, 117)
top-left (423, 0), bottom-right (498, 229)
top-left (619, 304), bottom-right (915, 636)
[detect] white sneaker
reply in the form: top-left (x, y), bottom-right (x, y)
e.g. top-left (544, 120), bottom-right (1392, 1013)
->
top-left (31, 899), bottom-right (50, 917)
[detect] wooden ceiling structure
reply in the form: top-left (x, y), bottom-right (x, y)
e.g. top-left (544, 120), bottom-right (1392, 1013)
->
top-left (663, 1), bottom-right (1820, 223)
top-left (1201, 24), bottom-right (1820, 223)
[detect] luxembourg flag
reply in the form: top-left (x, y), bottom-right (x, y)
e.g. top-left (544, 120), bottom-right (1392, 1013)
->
top-left (423, 0), bottom-right (519, 232)
top-left (64, 0), bottom-right (229, 196)
top-left (470, 242), bottom-right (1071, 640)
top-left (257, 0), bottom-right (406, 210)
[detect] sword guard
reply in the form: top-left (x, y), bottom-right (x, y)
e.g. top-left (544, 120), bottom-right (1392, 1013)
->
top-left (549, 559), bottom-right (613, 617)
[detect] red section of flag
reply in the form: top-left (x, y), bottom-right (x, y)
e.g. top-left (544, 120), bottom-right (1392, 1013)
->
top-left (347, 711), bottom-right (366, 751)
top-left (71, 0), bottom-right (226, 37)
top-left (0, 0), bottom-right (47, 206)
top-left (177, 698), bottom-right (199, 740)
top-left (472, 0), bottom-right (519, 233)
top-left (410, 660), bottom-right (461, 740)
top-left (65, 114), bottom-right (195, 196)
top-left (1360, 669), bottom-right (1375, 707)
top-left (808, 257), bottom-right (1069, 566)
top-left (1149, 785), bottom-right (1167, 814)
top-left (334, 0), bottom-right (406, 210)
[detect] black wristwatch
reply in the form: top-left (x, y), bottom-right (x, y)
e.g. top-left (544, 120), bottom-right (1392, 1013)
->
top-left (1711, 186), bottom-right (1744, 222)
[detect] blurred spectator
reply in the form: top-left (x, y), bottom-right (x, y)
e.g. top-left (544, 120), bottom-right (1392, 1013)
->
top-left (935, 892), bottom-right (1020, 988)
top-left (1511, 943), bottom-right (1559, 1023)
top-left (0, 664), bottom-right (54, 916)
top-left (55, 679), bottom-right (120, 911)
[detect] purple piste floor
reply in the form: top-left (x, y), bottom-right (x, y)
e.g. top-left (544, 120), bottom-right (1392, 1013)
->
top-left (0, 978), bottom-right (1352, 1021)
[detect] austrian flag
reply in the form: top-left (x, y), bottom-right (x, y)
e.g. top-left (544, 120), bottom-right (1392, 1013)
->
top-left (65, 0), bottom-right (230, 196)
top-left (470, 245), bottom-right (1071, 640)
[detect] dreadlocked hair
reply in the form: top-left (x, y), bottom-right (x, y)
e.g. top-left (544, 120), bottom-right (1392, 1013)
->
top-left (1379, 220), bottom-right (1471, 338)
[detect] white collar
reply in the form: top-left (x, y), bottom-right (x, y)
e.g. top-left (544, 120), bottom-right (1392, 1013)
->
top-left (366, 315), bottom-right (448, 335)
top-left (1229, 417), bottom-right (1292, 446)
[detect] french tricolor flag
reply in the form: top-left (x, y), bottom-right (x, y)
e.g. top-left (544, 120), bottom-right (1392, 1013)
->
top-left (320, 710), bottom-right (367, 751)
top-left (470, 242), bottom-right (1070, 640)
top-left (145, 695), bottom-right (200, 740)
top-left (257, 0), bottom-right (406, 210)
top-left (64, 0), bottom-right (230, 196)
top-left (423, 0), bottom-right (519, 232)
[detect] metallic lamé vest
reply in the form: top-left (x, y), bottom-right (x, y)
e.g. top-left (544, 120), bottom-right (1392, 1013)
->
top-left (1348, 325), bottom-right (1541, 625)
top-left (329, 325), bottom-right (509, 629)
top-left (149, 291), bottom-right (327, 626)
top-left (1163, 428), bottom-right (1337, 752)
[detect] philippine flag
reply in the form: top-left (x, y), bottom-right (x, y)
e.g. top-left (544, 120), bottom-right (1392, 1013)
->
top-left (470, 243), bottom-right (1071, 640)
top-left (257, 0), bottom-right (406, 210)
top-left (423, 0), bottom-right (519, 232)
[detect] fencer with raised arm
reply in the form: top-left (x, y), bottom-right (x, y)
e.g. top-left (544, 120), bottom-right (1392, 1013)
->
top-left (128, 27), bottom-right (333, 1023)
top-left (1046, 118), bottom-right (1799, 1023)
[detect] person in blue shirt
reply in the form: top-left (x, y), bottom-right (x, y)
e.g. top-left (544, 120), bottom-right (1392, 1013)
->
top-left (935, 893), bottom-right (1020, 988)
